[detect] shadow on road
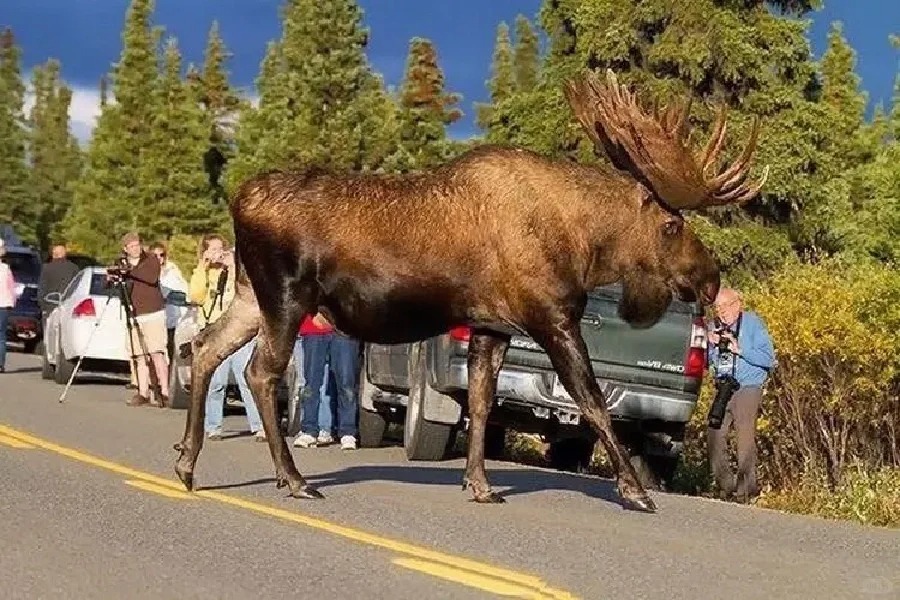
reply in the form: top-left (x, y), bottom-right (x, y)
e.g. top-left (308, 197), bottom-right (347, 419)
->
top-left (201, 464), bottom-right (622, 505)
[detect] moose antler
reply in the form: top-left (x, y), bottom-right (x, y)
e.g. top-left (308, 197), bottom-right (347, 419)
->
top-left (563, 69), bottom-right (769, 210)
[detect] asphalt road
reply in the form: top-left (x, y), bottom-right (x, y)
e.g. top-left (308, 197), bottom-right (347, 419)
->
top-left (1, 351), bottom-right (898, 600)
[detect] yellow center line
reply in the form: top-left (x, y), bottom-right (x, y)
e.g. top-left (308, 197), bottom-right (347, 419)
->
top-left (0, 433), bottom-right (35, 449)
top-left (0, 423), bottom-right (579, 600)
top-left (124, 479), bottom-right (196, 500)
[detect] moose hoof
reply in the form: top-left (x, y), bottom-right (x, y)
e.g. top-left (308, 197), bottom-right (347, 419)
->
top-left (471, 490), bottom-right (506, 504)
top-left (174, 466), bottom-right (194, 492)
top-left (290, 484), bottom-right (324, 500)
top-left (621, 494), bottom-right (656, 513)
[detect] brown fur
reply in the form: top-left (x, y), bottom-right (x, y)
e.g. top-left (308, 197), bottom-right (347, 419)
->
top-left (174, 70), bottom-right (765, 513)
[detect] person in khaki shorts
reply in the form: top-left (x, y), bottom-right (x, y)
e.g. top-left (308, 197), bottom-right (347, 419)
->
top-left (118, 231), bottom-right (170, 408)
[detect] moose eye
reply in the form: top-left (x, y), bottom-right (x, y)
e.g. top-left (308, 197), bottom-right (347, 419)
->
top-left (663, 220), bottom-right (682, 236)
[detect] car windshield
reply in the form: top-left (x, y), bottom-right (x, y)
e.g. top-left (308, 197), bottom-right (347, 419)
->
top-left (5, 251), bottom-right (42, 284)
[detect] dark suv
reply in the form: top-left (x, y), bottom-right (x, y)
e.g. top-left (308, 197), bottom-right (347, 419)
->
top-left (4, 244), bottom-right (43, 354)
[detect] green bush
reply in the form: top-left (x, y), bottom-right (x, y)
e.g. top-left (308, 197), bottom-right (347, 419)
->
top-left (676, 258), bottom-right (900, 527)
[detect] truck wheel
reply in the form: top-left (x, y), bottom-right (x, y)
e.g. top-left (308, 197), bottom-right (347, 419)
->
top-left (404, 342), bottom-right (455, 461)
top-left (168, 352), bottom-right (190, 410)
top-left (484, 424), bottom-right (507, 460)
top-left (629, 453), bottom-right (679, 492)
top-left (53, 347), bottom-right (75, 385)
top-left (41, 345), bottom-right (55, 380)
top-left (359, 409), bottom-right (388, 448)
top-left (548, 437), bottom-right (593, 473)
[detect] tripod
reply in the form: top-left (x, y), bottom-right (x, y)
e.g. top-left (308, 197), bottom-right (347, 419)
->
top-left (58, 277), bottom-right (160, 404)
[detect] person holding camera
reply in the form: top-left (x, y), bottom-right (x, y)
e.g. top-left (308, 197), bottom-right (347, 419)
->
top-left (118, 232), bottom-right (171, 408)
top-left (189, 234), bottom-right (264, 442)
top-left (705, 287), bottom-right (775, 503)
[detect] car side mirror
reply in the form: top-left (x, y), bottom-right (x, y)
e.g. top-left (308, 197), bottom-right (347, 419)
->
top-left (44, 292), bottom-right (62, 305)
top-left (166, 290), bottom-right (189, 307)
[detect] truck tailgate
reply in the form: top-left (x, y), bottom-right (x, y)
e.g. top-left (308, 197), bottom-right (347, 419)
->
top-left (503, 286), bottom-right (702, 394)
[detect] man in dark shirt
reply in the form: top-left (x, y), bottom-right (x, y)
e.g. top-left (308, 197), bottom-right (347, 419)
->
top-left (37, 243), bottom-right (80, 319)
top-left (118, 231), bottom-right (169, 408)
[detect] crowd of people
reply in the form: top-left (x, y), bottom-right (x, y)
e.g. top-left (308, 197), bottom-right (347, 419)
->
top-left (129, 232), bottom-right (363, 450)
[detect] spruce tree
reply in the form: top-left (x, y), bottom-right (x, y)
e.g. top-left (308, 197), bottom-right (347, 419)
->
top-left (188, 21), bottom-right (246, 202)
top-left (228, 0), bottom-right (393, 190)
top-left (475, 22), bottom-right (514, 132)
top-left (393, 37), bottom-right (462, 171)
top-left (65, 0), bottom-right (161, 259)
top-left (139, 38), bottom-right (223, 240)
top-left (27, 60), bottom-right (83, 253)
top-left (0, 28), bottom-right (30, 235)
top-left (513, 15), bottom-right (540, 93)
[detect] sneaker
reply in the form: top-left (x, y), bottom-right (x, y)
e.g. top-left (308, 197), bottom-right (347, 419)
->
top-left (317, 430), bottom-right (334, 445)
top-left (253, 429), bottom-right (267, 442)
top-left (340, 435), bottom-right (357, 450)
top-left (293, 433), bottom-right (317, 448)
top-left (207, 429), bottom-right (223, 441)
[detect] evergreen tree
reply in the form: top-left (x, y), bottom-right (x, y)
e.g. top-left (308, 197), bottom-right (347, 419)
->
top-left (65, 0), bottom-right (161, 258)
top-left (475, 22), bottom-right (514, 132)
top-left (27, 60), bottom-right (83, 252)
top-left (188, 21), bottom-right (247, 202)
top-left (513, 15), bottom-right (540, 93)
top-left (393, 37), bottom-right (462, 171)
top-left (139, 38), bottom-right (224, 239)
top-left (228, 0), bottom-right (394, 191)
top-left (0, 28), bottom-right (30, 234)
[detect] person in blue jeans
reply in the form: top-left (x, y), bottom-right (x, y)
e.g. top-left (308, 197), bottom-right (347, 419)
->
top-left (291, 337), bottom-right (337, 441)
top-left (293, 312), bottom-right (361, 450)
top-left (205, 337), bottom-right (264, 441)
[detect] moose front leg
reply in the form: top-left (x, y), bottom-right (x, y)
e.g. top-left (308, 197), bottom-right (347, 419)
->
top-left (245, 321), bottom-right (323, 499)
top-left (463, 329), bottom-right (511, 503)
top-left (534, 321), bottom-right (656, 513)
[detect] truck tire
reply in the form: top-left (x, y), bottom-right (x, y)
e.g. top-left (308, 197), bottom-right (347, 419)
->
top-left (359, 408), bottom-right (388, 448)
top-left (53, 347), bottom-right (75, 385)
top-left (629, 453), bottom-right (679, 492)
top-left (484, 424), bottom-right (507, 460)
top-left (168, 352), bottom-right (190, 410)
top-left (548, 437), bottom-right (594, 473)
top-left (404, 342), bottom-right (455, 461)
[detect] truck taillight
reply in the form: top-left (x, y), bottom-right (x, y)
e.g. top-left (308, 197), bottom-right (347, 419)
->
top-left (449, 326), bottom-right (471, 342)
top-left (685, 316), bottom-right (707, 378)
top-left (73, 298), bottom-right (96, 318)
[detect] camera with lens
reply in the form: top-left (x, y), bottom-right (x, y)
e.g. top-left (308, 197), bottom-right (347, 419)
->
top-left (106, 254), bottom-right (131, 285)
top-left (708, 373), bottom-right (740, 429)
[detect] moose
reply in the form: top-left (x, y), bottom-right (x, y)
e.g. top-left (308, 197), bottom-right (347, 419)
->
top-left (174, 69), bottom-right (767, 513)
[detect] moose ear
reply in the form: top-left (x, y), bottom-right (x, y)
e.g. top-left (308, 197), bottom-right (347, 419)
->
top-left (633, 182), bottom-right (653, 209)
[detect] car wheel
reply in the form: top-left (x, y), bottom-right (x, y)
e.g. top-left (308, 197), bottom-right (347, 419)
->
top-left (41, 345), bottom-right (55, 380)
top-left (403, 342), bottom-right (455, 461)
top-left (23, 339), bottom-right (38, 354)
top-left (168, 351), bottom-right (190, 410)
top-left (53, 346), bottom-right (75, 385)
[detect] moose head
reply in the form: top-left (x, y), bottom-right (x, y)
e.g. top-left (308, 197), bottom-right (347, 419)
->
top-left (563, 70), bottom-right (769, 327)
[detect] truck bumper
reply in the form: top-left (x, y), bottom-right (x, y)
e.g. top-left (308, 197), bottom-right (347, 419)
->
top-left (439, 359), bottom-right (696, 424)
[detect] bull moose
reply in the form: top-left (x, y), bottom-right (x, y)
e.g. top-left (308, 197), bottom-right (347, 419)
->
top-left (174, 69), bottom-right (767, 513)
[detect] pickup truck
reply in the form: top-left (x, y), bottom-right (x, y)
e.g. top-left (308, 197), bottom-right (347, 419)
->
top-left (357, 283), bottom-right (708, 489)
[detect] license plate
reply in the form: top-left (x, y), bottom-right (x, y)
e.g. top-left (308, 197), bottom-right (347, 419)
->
top-left (551, 376), bottom-right (571, 399)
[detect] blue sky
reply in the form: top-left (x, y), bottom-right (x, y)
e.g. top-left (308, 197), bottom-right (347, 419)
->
top-left (4, 0), bottom-right (898, 142)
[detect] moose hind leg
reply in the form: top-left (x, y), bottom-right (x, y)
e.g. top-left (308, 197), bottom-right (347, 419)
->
top-left (533, 321), bottom-right (656, 513)
top-left (463, 329), bottom-right (511, 503)
top-left (174, 293), bottom-right (259, 491)
top-left (247, 315), bottom-right (322, 499)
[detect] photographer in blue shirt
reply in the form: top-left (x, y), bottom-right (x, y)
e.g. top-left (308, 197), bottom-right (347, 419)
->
top-left (706, 287), bottom-right (775, 503)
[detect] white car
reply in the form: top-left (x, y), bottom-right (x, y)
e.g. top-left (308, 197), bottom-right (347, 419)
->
top-left (41, 266), bottom-right (133, 384)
